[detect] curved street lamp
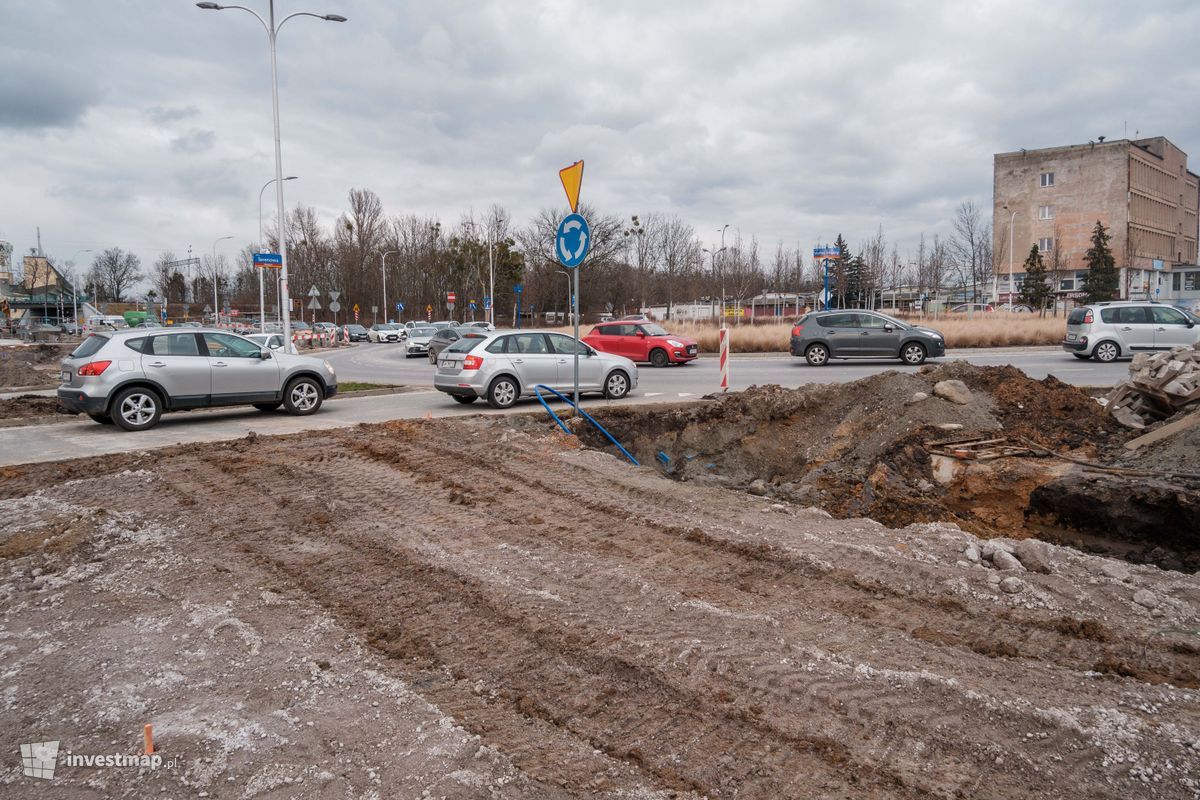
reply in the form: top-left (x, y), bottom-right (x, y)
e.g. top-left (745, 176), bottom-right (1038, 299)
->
top-left (259, 175), bottom-right (297, 331)
top-left (197, 1), bottom-right (346, 348)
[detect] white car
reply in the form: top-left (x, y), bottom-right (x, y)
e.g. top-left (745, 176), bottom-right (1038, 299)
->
top-left (461, 321), bottom-right (496, 332)
top-left (404, 325), bottom-right (438, 358)
top-left (368, 323), bottom-right (403, 343)
top-left (246, 333), bottom-right (287, 350)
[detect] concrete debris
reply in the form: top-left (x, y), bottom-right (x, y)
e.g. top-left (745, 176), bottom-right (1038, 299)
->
top-left (963, 543), bottom-right (981, 564)
top-left (1105, 343), bottom-right (1200, 428)
top-left (933, 379), bottom-right (973, 405)
top-left (992, 549), bottom-right (1025, 572)
top-left (1014, 539), bottom-right (1052, 574)
top-left (1133, 589), bottom-right (1160, 609)
top-left (999, 576), bottom-right (1025, 594)
top-left (1100, 561), bottom-right (1132, 581)
top-left (908, 392), bottom-right (929, 404)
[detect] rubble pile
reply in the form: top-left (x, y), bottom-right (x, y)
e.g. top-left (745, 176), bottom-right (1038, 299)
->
top-left (1104, 343), bottom-right (1200, 429)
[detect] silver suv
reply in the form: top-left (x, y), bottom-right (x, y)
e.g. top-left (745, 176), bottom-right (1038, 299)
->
top-left (433, 329), bottom-right (637, 408)
top-left (1063, 301), bottom-right (1199, 361)
top-left (57, 328), bottom-right (338, 431)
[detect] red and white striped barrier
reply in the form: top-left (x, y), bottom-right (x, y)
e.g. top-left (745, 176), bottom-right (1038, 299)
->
top-left (719, 327), bottom-right (729, 392)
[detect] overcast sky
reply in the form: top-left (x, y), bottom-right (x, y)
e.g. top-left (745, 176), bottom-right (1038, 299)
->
top-left (3, 0), bottom-right (1200, 279)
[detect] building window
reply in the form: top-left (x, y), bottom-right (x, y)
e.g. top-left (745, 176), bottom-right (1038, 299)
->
top-left (1038, 237), bottom-right (1054, 252)
top-left (1040, 172), bottom-right (1055, 187)
top-left (1038, 205), bottom-right (1054, 220)
top-left (1060, 276), bottom-right (1074, 291)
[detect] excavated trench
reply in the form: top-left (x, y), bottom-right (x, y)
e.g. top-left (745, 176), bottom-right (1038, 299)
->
top-left (576, 362), bottom-right (1200, 572)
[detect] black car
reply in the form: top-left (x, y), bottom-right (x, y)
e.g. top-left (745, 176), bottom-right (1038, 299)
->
top-left (427, 327), bottom-right (487, 364)
top-left (343, 324), bottom-right (370, 342)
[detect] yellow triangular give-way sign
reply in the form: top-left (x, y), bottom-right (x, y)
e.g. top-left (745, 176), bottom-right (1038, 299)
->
top-left (559, 160), bottom-right (584, 213)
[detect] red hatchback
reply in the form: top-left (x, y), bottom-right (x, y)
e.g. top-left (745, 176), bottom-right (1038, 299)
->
top-left (583, 321), bottom-right (699, 367)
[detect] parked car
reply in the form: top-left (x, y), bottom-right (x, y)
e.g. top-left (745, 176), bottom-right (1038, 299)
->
top-left (997, 303), bottom-right (1033, 313)
top-left (290, 321), bottom-right (312, 333)
top-left (342, 324), bottom-right (370, 342)
top-left (427, 327), bottom-right (488, 364)
top-left (583, 322), bottom-right (699, 367)
top-left (368, 323), bottom-right (403, 343)
top-left (246, 333), bottom-right (287, 351)
top-left (461, 321), bottom-right (496, 331)
top-left (619, 314), bottom-right (651, 322)
top-left (404, 325), bottom-right (438, 358)
top-left (790, 310), bottom-right (946, 366)
top-left (1062, 301), bottom-right (1199, 362)
top-left (429, 320), bottom-right (459, 330)
top-left (434, 330), bottom-right (637, 408)
top-left (57, 328), bottom-right (337, 431)
top-left (949, 303), bottom-right (994, 314)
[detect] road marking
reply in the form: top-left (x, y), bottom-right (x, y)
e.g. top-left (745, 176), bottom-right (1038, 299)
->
top-left (678, 392), bottom-right (694, 397)
top-left (644, 392), bottom-right (664, 397)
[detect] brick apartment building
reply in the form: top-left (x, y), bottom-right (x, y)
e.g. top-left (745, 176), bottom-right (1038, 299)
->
top-left (993, 136), bottom-right (1200, 307)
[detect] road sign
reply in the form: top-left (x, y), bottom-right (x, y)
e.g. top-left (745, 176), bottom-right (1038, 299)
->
top-left (556, 213), bottom-right (590, 269)
top-left (308, 285), bottom-right (320, 298)
top-left (328, 300), bottom-right (342, 313)
top-left (372, 305), bottom-right (378, 314)
top-left (447, 291), bottom-right (457, 304)
top-left (484, 296), bottom-right (492, 310)
top-left (203, 304), bottom-right (212, 313)
top-left (253, 252), bottom-right (283, 268)
top-left (513, 284), bottom-right (523, 294)
top-left (329, 290), bottom-right (341, 301)
top-left (559, 160), bottom-right (584, 213)
top-left (353, 303), bottom-right (359, 312)
top-left (160, 308), bottom-right (167, 320)
top-left (469, 301), bottom-right (477, 311)
top-left (395, 301), bottom-right (404, 312)
top-left (813, 246), bottom-right (841, 259)
top-left (229, 309), bottom-right (240, 317)
top-left (447, 302), bottom-right (455, 312)
top-left (307, 298), bottom-right (321, 310)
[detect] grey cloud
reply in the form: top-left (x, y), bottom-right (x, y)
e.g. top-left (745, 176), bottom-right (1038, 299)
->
top-left (0, 52), bottom-right (98, 129)
top-left (149, 105), bottom-right (201, 124)
top-left (171, 129), bottom-right (217, 154)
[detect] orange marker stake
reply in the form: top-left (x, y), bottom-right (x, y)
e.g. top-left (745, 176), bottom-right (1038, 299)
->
top-left (143, 724), bottom-right (154, 755)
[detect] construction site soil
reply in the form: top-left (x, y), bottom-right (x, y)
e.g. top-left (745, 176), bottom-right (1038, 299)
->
top-left (2, 373), bottom-right (1200, 798)
top-left (0, 343), bottom-right (72, 389)
top-left (579, 362), bottom-right (1200, 572)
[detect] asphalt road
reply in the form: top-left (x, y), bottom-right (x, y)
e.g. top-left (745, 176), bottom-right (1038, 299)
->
top-left (323, 343), bottom-right (1129, 393)
top-left (0, 345), bottom-right (1125, 467)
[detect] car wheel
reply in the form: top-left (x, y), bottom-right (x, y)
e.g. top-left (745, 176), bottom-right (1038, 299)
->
top-left (452, 394), bottom-right (477, 404)
top-left (88, 413), bottom-right (115, 425)
top-left (604, 369), bottom-right (631, 400)
top-left (1072, 353), bottom-right (1090, 360)
top-left (110, 386), bottom-right (163, 432)
top-left (805, 343), bottom-right (830, 366)
top-left (429, 351), bottom-right (438, 365)
top-left (253, 402), bottom-right (282, 412)
top-left (649, 348), bottom-right (669, 368)
top-left (900, 342), bottom-right (927, 365)
top-left (283, 377), bottom-right (323, 415)
top-left (1093, 341), bottom-right (1120, 362)
top-left (487, 376), bottom-right (519, 409)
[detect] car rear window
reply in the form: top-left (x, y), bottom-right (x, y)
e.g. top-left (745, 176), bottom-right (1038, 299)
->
top-left (1067, 309), bottom-right (1088, 325)
top-left (447, 337), bottom-right (486, 354)
top-left (70, 334), bottom-right (110, 358)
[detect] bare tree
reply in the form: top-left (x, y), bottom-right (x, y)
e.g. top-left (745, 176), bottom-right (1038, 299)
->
top-left (950, 200), bottom-right (993, 308)
top-left (88, 247), bottom-right (143, 302)
top-left (656, 215), bottom-right (696, 319)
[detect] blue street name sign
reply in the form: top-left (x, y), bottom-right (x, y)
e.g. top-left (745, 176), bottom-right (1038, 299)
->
top-left (556, 213), bottom-right (590, 269)
top-left (253, 252), bottom-right (283, 268)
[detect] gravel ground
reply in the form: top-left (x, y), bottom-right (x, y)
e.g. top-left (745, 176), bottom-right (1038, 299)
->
top-left (1, 417), bottom-right (1198, 798)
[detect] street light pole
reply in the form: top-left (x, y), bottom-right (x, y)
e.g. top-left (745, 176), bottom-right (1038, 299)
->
top-left (259, 175), bottom-right (297, 331)
top-left (702, 244), bottom-right (727, 326)
top-left (381, 250), bottom-right (399, 323)
top-left (197, 1), bottom-right (346, 351)
top-left (211, 235), bottom-right (233, 325)
top-left (69, 249), bottom-right (91, 330)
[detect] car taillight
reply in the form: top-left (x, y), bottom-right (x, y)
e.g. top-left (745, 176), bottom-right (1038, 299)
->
top-left (1083, 311), bottom-right (1093, 324)
top-left (77, 360), bottom-right (111, 376)
top-left (791, 325), bottom-right (804, 337)
top-left (462, 355), bottom-right (484, 370)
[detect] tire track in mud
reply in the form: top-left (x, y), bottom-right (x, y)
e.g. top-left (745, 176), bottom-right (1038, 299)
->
top-left (346, 426), bottom-right (1198, 689)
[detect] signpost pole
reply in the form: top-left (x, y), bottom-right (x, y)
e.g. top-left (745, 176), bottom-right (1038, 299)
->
top-left (573, 267), bottom-right (580, 411)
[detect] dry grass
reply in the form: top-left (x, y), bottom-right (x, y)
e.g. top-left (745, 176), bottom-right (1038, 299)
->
top-left (557, 313), bottom-right (1066, 353)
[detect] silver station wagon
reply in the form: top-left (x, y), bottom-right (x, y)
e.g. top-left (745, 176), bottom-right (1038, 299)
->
top-left (433, 329), bottom-right (637, 408)
top-left (57, 328), bottom-right (338, 431)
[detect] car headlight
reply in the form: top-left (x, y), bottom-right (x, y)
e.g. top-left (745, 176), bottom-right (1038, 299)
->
top-left (667, 339), bottom-right (684, 348)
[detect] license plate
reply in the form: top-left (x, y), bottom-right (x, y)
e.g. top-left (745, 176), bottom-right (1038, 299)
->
top-left (1067, 333), bottom-right (1076, 341)
top-left (687, 346), bottom-right (698, 354)
top-left (61, 370), bottom-right (70, 382)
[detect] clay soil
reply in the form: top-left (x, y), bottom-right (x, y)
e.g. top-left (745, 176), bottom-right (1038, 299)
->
top-left (2, 416), bottom-right (1200, 798)
top-left (0, 343), bottom-right (72, 389)
top-left (580, 363), bottom-right (1200, 569)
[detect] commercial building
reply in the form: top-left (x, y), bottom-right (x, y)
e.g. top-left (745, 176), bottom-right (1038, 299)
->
top-left (993, 136), bottom-right (1200, 307)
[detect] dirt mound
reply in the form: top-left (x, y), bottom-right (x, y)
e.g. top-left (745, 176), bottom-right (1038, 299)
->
top-left (0, 343), bottom-right (71, 388)
top-left (579, 363), bottom-right (1172, 555)
top-left (0, 394), bottom-right (64, 427)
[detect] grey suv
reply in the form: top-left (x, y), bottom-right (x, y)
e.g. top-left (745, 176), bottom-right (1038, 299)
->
top-left (433, 329), bottom-right (637, 408)
top-left (1063, 301), bottom-right (1199, 361)
top-left (57, 328), bottom-right (338, 431)
top-left (790, 310), bottom-right (946, 366)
